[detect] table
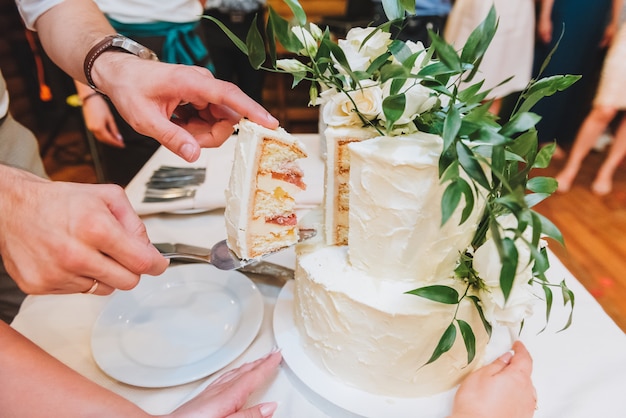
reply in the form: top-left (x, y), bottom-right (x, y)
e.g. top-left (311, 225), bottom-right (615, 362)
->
top-left (11, 135), bottom-right (626, 417)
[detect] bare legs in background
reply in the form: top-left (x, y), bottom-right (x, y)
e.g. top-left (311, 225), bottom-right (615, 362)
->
top-left (556, 106), bottom-right (626, 195)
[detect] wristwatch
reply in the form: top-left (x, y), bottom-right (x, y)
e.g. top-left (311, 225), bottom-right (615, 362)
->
top-left (83, 34), bottom-right (159, 94)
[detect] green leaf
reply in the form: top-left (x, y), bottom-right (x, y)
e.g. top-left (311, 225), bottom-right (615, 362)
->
top-left (441, 180), bottom-right (462, 226)
top-left (535, 211), bottom-right (564, 245)
top-left (284, 0), bottom-right (307, 25)
top-left (457, 319), bottom-right (477, 364)
top-left (426, 323), bottom-right (457, 365)
top-left (443, 105), bottom-right (461, 153)
top-left (441, 178), bottom-right (474, 225)
top-left (468, 295), bottom-right (493, 338)
top-left (381, 0), bottom-right (405, 20)
top-left (518, 74), bottom-right (581, 114)
top-left (203, 16), bottom-right (249, 55)
top-left (382, 94), bottom-right (406, 130)
top-left (406, 285), bottom-right (460, 304)
top-left (428, 31), bottom-right (462, 72)
top-left (459, 6), bottom-right (497, 82)
top-left (267, 7), bottom-right (301, 53)
top-left (543, 284), bottom-right (553, 325)
top-left (525, 192), bottom-right (550, 208)
top-left (499, 237), bottom-right (518, 301)
top-left (246, 16), bottom-right (266, 69)
top-left (534, 142), bottom-right (556, 168)
top-left (559, 280), bottom-right (575, 331)
top-left (456, 141), bottom-right (491, 190)
top-left (499, 112), bottom-right (542, 137)
top-left (527, 176), bottom-right (557, 194)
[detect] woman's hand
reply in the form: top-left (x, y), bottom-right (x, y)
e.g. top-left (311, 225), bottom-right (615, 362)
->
top-left (449, 341), bottom-right (536, 418)
top-left (169, 351), bottom-right (282, 418)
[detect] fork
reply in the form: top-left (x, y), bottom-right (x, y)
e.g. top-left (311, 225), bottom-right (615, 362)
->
top-left (143, 187), bottom-right (196, 202)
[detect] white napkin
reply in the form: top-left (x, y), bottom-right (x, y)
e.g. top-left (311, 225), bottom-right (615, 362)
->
top-left (127, 134), bottom-right (325, 216)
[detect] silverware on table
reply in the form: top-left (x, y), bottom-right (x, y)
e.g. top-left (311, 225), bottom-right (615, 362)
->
top-left (143, 187), bottom-right (196, 202)
top-left (143, 166), bottom-right (206, 202)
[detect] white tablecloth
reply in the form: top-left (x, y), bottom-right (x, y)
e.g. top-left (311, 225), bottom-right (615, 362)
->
top-left (10, 136), bottom-right (626, 417)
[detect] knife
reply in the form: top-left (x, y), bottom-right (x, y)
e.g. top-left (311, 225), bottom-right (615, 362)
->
top-left (153, 242), bottom-right (295, 286)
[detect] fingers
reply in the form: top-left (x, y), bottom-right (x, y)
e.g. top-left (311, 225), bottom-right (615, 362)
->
top-left (96, 186), bottom-right (170, 278)
top-left (227, 402), bottom-right (278, 418)
top-left (181, 68), bottom-right (278, 130)
top-left (507, 340), bottom-right (533, 377)
top-left (213, 351), bottom-right (282, 386)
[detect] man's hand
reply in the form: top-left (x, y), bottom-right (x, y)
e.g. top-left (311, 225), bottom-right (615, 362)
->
top-left (0, 166), bottom-right (168, 295)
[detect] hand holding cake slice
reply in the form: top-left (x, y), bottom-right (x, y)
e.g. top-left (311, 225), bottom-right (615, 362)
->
top-left (224, 119), bottom-right (307, 260)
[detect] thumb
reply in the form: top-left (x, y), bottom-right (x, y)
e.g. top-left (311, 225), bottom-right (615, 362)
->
top-left (227, 402), bottom-right (278, 418)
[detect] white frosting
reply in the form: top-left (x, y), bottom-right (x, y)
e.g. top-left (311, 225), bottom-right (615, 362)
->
top-left (224, 119), bottom-right (306, 259)
top-left (294, 130), bottom-right (490, 398)
top-left (348, 133), bottom-right (485, 283)
top-left (294, 242), bottom-right (489, 397)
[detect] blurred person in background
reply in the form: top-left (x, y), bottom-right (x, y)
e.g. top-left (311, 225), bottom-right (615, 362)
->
top-left (532, 0), bottom-right (622, 158)
top-left (555, 4), bottom-right (626, 196)
top-left (444, 0), bottom-right (535, 116)
top-left (202, 0), bottom-right (266, 104)
top-left (75, 0), bottom-right (213, 186)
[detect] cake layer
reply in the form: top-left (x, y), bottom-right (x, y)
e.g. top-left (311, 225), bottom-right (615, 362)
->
top-left (225, 119), bottom-right (307, 259)
top-left (348, 133), bottom-right (485, 282)
top-left (323, 126), bottom-right (377, 246)
top-left (294, 244), bottom-right (489, 397)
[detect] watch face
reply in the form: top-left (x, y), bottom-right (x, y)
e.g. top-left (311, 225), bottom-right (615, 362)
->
top-left (111, 36), bottom-right (158, 61)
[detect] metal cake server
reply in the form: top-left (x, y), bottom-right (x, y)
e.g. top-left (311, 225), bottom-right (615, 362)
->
top-left (153, 229), bottom-right (316, 285)
top-left (154, 228), bottom-right (316, 271)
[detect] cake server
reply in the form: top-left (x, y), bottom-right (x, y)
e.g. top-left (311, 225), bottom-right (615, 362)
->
top-left (153, 228), bottom-right (316, 271)
top-left (153, 242), bottom-right (298, 286)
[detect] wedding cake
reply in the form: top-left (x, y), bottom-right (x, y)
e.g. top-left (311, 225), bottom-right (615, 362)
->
top-left (293, 129), bottom-right (490, 397)
top-left (216, 0), bottom-right (574, 403)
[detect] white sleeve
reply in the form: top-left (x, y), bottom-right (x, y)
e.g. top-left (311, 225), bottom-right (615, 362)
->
top-left (15, 0), bottom-right (66, 30)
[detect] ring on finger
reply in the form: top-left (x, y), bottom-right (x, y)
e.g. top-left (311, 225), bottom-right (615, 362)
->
top-left (82, 279), bottom-right (99, 295)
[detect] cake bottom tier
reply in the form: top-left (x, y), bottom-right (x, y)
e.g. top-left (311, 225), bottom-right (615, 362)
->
top-left (293, 245), bottom-right (490, 397)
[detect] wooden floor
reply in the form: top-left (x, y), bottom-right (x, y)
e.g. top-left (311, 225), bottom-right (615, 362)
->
top-left (41, 129), bottom-right (626, 333)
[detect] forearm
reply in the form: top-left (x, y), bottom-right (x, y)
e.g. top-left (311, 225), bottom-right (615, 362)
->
top-left (538, 0), bottom-right (554, 23)
top-left (610, 0), bottom-right (624, 28)
top-left (33, 0), bottom-right (116, 83)
top-left (0, 322), bottom-right (150, 417)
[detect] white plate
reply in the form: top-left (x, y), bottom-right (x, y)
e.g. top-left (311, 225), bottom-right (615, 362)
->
top-left (91, 264), bottom-right (263, 388)
top-left (273, 281), bottom-right (457, 418)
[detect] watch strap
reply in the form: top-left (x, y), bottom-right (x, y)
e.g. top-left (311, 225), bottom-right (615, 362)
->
top-left (83, 35), bottom-right (119, 93)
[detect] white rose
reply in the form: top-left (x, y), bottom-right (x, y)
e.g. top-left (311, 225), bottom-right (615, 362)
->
top-left (393, 40), bottom-right (429, 71)
top-left (344, 27), bottom-right (391, 60)
top-left (292, 26), bottom-right (318, 57)
top-left (321, 81), bottom-right (383, 126)
top-left (472, 214), bottom-right (537, 326)
top-left (380, 79), bottom-right (437, 125)
top-left (335, 40), bottom-right (371, 74)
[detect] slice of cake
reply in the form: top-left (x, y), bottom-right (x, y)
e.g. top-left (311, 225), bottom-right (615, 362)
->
top-left (323, 126), bottom-right (377, 245)
top-left (224, 119), bottom-right (307, 260)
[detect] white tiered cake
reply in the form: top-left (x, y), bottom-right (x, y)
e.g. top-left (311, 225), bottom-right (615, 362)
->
top-left (293, 129), bottom-right (489, 397)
